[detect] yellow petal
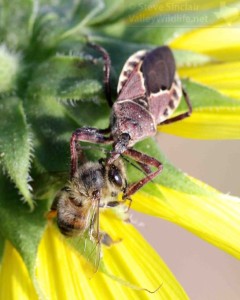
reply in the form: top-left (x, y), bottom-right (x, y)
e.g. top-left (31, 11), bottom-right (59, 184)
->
top-left (131, 179), bottom-right (240, 259)
top-left (0, 242), bottom-right (38, 300)
top-left (170, 3), bottom-right (240, 60)
top-left (35, 222), bottom-right (188, 300)
top-left (171, 26), bottom-right (240, 61)
top-left (100, 211), bottom-right (188, 299)
top-left (170, 24), bottom-right (240, 61)
top-left (159, 107), bottom-right (240, 139)
top-left (179, 62), bottom-right (240, 99)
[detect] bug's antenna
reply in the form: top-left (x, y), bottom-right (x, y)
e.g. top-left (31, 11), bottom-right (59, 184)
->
top-left (121, 155), bottom-right (148, 176)
top-left (81, 145), bottom-right (146, 175)
top-left (80, 145), bottom-right (109, 154)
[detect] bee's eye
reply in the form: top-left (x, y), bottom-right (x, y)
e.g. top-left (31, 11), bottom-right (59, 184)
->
top-left (108, 167), bottom-right (123, 187)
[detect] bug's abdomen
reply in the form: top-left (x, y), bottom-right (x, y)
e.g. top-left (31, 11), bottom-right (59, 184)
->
top-left (149, 74), bottom-right (182, 124)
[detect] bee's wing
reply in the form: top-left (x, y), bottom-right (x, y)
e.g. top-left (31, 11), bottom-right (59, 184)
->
top-left (84, 198), bottom-right (102, 276)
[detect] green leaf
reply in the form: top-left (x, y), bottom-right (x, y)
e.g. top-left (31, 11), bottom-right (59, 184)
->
top-left (27, 54), bottom-right (103, 102)
top-left (0, 97), bottom-right (34, 209)
top-left (0, 45), bottom-right (20, 93)
top-left (61, 0), bottom-right (105, 39)
top-left (25, 51), bottom-right (111, 172)
top-left (74, 0), bottom-right (104, 22)
top-left (89, 0), bottom-right (157, 25)
top-left (62, 100), bottom-right (110, 127)
top-left (87, 0), bottom-right (123, 25)
top-left (26, 13), bottom-right (66, 64)
top-left (25, 92), bottom-right (74, 173)
top-left (0, 0), bottom-right (33, 49)
top-left (0, 173), bottom-right (48, 276)
top-left (26, 93), bottom-right (110, 172)
top-left (180, 80), bottom-right (240, 110)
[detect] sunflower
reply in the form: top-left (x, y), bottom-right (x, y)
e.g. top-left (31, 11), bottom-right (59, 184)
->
top-left (0, 1), bottom-right (239, 299)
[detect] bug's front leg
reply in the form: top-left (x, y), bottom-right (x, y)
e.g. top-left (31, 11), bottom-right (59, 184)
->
top-left (70, 127), bottom-right (112, 178)
top-left (87, 42), bottom-right (113, 107)
top-left (123, 148), bottom-right (163, 199)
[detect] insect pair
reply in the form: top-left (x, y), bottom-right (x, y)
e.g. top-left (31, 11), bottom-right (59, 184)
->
top-left (48, 42), bottom-right (192, 271)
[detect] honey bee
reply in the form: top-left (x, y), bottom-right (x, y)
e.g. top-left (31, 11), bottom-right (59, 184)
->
top-left (48, 158), bottom-right (127, 270)
top-left (48, 155), bottom-right (162, 291)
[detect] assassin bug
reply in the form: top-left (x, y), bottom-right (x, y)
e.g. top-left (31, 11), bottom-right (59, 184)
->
top-left (70, 44), bottom-right (192, 199)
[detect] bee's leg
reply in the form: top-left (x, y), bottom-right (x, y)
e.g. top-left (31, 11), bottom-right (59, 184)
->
top-left (103, 201), bottom-right (120, 207)
top-left (70, 127), bottom-right (113, 179)
top-left (46, 192), bottom-right (60, 219)
top-left (105, 187), bottom-right (132, 212)
top-left (123, 148), bottom-right (163, 199)
top-left (87, 42), bottom-right (112, 107)
top-left (159, 87), bottom-right (192, 125)
top-left (46, 210), bottom-right (57, 220)
top-left (123, 197), bottom-right (132, 212)
top-left (100, 232), bottom-right (122, 247)
top-left (101, 201), bottom-right (131, 221)
top-left (89, 208), bottom-right (98, 243)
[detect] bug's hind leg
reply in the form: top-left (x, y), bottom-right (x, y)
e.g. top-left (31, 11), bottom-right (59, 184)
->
top-left (123, 148), bottom-right (163, 199)
top-left (137, 162), bottom-right (152, 174)
top-left (87, 42), bottom-right (113, 107)
top-left (159, 87), bottom-right (192, 125)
